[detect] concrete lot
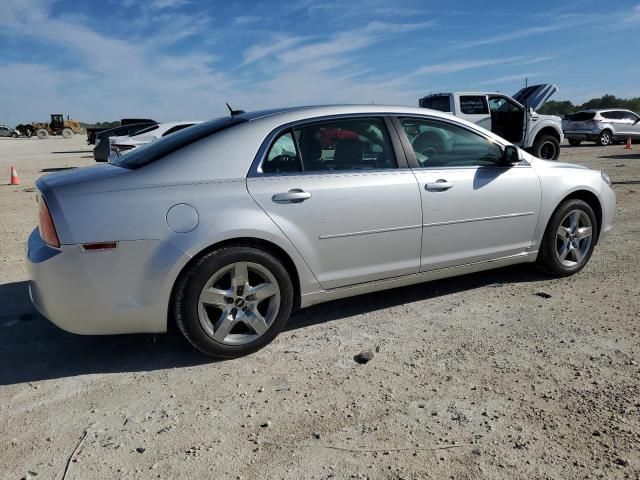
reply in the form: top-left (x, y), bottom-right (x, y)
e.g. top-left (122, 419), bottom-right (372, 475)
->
top-left (1, 136), bottom-right (639, 479)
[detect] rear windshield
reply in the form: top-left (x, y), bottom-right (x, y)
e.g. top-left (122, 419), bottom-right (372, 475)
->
top-left (112, 117), bottom-right (246, 169)
top-left (419, 96), bottom-right (451, 112)
top-left (567, 111), bottom-right (596, 121)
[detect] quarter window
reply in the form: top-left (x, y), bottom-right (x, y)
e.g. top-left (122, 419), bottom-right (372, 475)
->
top-left (459, 96), bottom-right (489, 115)
top-left (261, 118), bottom-right (396, 174)
top-left (398, 117), bottom-right (503, 168)
top-left (262, 131), bottom-right (301, 174)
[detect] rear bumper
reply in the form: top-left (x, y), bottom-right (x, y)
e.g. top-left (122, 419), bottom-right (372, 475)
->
top-left (27, 228), bottom-right (190, 335)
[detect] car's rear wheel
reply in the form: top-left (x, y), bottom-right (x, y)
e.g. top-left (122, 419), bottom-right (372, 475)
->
top-left (174, 246), bottom-right (294, 358)
top-left (598, 130), bottom-right (612, 146)
top-left (537, 199), bottom-right (597, 276)
top-left (568, 139), bottom-right (581, 146)
top-left (532, 135), bottom-right (560, 160)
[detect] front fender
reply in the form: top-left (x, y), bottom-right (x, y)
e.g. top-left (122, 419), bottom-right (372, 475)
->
top-left (525, 119), bottom-right (563, 148)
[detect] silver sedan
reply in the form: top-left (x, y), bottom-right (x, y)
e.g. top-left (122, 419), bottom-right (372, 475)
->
top-left (27, 105), bottom-right (616, 358)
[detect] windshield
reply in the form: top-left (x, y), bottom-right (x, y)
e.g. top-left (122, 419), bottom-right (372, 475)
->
top-left (112, 117), bottom-right (246, 169)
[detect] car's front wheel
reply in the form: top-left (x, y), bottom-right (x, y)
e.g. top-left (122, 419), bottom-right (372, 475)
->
top-left (537, 199), bottom-right (597, 276)
top-left (174, 246), bottom-right (294, 358)
top-left (532, 135), bottom-right (560, 160)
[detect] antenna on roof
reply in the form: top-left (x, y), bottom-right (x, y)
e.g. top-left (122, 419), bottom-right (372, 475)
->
top-left (226, 103), bottom-right (245, 117)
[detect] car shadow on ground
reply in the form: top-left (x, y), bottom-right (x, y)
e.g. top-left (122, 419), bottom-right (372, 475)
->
top-left (0, 266), bottom-right (548, 386)
top-left (40, 167), bottom-right (78, 173)
top-left (51, 150), bottom-right (93, 154)
top-left (598, 153), bottom-right (640, 160)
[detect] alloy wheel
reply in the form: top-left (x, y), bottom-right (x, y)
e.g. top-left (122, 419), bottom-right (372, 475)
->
top-left (197, 262), bottom-right (281, 345)
top-left (555, 210), bottom-right (593, 267)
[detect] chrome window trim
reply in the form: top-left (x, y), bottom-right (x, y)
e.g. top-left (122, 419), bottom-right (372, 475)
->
top-left (389, 114), bottom-right (531, 170)
top-left (248, 113), bottom-right (409, 178)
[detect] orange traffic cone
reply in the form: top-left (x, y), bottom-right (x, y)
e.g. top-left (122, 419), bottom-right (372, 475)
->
top-left (9, 165), bottom-right (21, 185)
top-left (624, 137), bottom-right (632, 150)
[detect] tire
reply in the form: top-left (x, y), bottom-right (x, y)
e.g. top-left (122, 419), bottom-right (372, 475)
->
top-left (597, 130), bottom-right (612, 146)
top-left (61, 128), bottom-right (73, 139)
top-left (537, 199), bottom-right (598, 277)
top-left (11, 132), bottom-right (17, 138)
top-left (174, 246), bottom-right (294, 358)
top-left (532, 134), bottom-right (560, 160)
top-left (36, 129), bottom-right (49, 139)
top-left (568, 139), bottom-right (581, 146)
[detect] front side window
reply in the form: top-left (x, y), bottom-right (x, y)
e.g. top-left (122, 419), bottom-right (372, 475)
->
top-left (398, 117), bottom-right (503, 168)
top-left (622, 111), bottom-right (639, 121)
top-left (460, 95), bottom-right (489, 115)
top-left (488, 96), bottom-right (521, 113)
top-left (261, 117), bottom-right (396, 174)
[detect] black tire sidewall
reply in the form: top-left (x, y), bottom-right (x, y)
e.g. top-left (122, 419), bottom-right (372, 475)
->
top-left (175, 247), bottom-right (294, 358)
top-left (539, 199), bottom-right (597, 276)
top-left (534, 135), bottom-right (560, 160)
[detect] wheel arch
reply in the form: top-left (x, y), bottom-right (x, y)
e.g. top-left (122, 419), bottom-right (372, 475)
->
top-left (168, 237), bottom-right (303, 330)
top-left (552, 189), bottom-right (603, 243)
top-left (535, 126), bottom-right (561, 143)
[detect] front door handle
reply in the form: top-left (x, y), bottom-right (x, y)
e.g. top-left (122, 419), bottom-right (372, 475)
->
top-left (272, 189), bottom-right (312, 204)
top-left (425, 179), bottom-right (454, 191)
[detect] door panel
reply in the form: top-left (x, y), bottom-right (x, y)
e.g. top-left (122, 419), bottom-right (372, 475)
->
top-left (247, 172), bottom-right (422, 289)
top-left (413, 167), bottom-right (541, 270)
top-left (393, 115), bottom-right (541, 271)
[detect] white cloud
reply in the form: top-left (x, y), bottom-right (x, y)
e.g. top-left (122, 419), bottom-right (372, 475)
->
top-left (150, 0), bottom-right (190, 9)
top-left (475, 72), bottom-right (543, 86)
top-left (233, 15), bottom-right (262, 25)
top-left (416, 57), bottom-right (524, 75)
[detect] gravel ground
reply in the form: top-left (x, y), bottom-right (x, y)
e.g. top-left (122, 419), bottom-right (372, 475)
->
top-left (1, 136), bottom-right (639, 480)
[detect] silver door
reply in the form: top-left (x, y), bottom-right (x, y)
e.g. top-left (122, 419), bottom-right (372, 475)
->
top-left (394, 116), bottom-right (541, 271)
top-left (247, 117), bottom-right (422, 290)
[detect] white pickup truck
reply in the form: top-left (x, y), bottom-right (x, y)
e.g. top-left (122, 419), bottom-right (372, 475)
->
top-left (419, 84), bottom-right (563, 160)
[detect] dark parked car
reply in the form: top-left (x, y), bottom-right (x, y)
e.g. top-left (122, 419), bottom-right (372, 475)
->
top-left (86, 118), bottom-right (156, 145)
top-left (93, 122), bottom-right (158, 162)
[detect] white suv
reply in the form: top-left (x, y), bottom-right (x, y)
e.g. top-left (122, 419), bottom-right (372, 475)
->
top-left (563, 109), bottom-right (640, 146)
top-left (419, 84), bottom-right (563, 160)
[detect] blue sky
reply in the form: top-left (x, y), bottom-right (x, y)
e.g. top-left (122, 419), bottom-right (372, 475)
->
top-left (1, 0), bottom-right (639, 125)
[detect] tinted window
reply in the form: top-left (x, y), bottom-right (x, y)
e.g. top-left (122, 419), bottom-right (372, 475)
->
top-left (262, 131), bottom-right (301, 174)
top-left (600, 111), bottom-right (619, 119)
top-left (398, 117), bottom-right (503, 168)
top-left (162, 124), bottom-right (195, 136)
top-left (460, 96), bottom-right (489, 115)
top-left (112, 117), bottom-right (245, 169)
top-left (569, 111), bottom-right (596, 122)
top-left (297, 118), bottom-right (395, 171)
top-left (622, 111), bottom-right (639, 121)
top-left (420, 96), bottom-right (451, 112)
top-left (488, 97), bottom-right (521, 113)
top-left (260, 118), bottom-right (396, 174)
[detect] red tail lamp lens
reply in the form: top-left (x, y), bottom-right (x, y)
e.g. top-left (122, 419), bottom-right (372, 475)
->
top-left (38, 197), bottom-right (60, 248)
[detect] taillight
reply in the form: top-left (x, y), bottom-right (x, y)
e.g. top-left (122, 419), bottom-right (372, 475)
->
top-left (38, 197), bottom-right (60, 248)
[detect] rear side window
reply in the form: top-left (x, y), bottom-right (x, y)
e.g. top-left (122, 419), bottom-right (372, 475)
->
top-left (261, 117), bottom-right (396, 174)
top-left (112, 117), bottom-right (245, 169)
top-left (460, 96), bottom-right (489, 115)
top-left (420, 96), bottom-right (451, 112)
top-left (600, 111), bottom-right (619, 119)
top-left (569, 111), bottom-right (596, 122)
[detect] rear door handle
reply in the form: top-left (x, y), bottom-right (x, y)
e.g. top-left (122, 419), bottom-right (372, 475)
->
top-left (425, 179), bottom-right (454, 191)
top-left (272, 189), bottom-right (312, 204)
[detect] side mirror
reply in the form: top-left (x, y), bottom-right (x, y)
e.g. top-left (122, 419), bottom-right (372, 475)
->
top-left (502, 145), bottom-right (520, 166)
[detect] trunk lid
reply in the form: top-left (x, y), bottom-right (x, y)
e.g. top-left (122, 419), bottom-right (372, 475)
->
top-left (512, 84), bottom-right (558, 111)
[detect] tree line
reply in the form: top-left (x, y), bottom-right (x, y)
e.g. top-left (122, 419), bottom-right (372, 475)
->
top-left (539, 94), bottom-right (640, 116)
